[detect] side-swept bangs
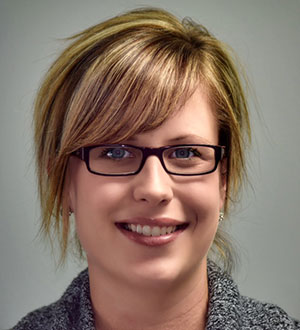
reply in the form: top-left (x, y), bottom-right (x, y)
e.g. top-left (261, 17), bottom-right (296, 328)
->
top-left (60, 26), bottom-right (203, 152)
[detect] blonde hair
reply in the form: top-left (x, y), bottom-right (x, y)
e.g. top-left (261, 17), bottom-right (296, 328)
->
top-left (34, 8), bottom-right (250, 271)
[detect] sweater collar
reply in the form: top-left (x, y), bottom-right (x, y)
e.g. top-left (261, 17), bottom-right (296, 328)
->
top-left (206, 260), bottom-right (243, 329)
top-left (64, 260), bottom-right (242, 329)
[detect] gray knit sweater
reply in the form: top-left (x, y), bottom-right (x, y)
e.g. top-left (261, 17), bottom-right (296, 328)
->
top-left (13, 261), bottom-right (299, 329)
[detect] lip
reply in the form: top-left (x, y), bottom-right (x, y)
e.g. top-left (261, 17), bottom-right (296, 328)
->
top-left (115, 217), bottom-right (189, 247)
top-left (116, 217), bottom-right (187, 227)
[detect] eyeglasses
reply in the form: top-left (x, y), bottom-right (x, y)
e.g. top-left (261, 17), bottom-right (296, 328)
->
top-left (73, 144), bottom-right (225, 176)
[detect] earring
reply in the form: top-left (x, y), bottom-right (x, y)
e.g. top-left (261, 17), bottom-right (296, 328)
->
top-left (219, 212), bottom-right (224, 223)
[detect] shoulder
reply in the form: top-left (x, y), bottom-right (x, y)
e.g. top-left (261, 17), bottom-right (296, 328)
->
top-left (12, 303), bottom-right (60, 330)
top-left (12, 268), bottom-right (94, 330)
top-left (240, 295), bottom-right (300, 329)
top-left (206, 260), bottom-right (300, 330)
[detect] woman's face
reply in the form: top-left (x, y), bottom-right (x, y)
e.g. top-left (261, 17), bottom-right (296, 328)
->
top-left (68, 87), bottom-right (226, 287)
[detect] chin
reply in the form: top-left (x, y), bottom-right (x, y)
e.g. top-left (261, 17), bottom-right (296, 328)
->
top-left (123, 255), bottom-right (206, 290)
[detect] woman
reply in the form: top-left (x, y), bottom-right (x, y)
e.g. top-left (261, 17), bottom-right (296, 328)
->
top-left (13, 7), bottom-right (299, 330)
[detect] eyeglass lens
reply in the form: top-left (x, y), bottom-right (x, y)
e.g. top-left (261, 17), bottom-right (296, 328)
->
top-left (88, 145), bottom-right (217, 175)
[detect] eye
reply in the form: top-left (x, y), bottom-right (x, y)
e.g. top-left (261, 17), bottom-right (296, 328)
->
top-left (171, 148), bottom-right (199, 159)
top-left (103, 147), bottom-right (132, 160)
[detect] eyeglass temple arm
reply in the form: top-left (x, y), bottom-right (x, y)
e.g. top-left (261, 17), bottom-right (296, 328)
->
top-left (72, 148), bottom-right (84, 160)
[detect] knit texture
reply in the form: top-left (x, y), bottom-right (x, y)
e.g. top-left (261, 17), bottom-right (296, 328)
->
top-left (13, 261), bottom-right (299, 329)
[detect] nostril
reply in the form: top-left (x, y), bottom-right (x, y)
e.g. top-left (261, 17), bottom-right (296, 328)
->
top-left (133, 192), bottom-right (173, 205)
top-left (160, 198), bottom-right (168, 205)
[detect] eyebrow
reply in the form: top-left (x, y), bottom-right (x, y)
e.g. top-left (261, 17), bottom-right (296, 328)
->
top-left (126, 134), bottom-right (213, 145)
top-left (167, 134), bottom-right (213, 144)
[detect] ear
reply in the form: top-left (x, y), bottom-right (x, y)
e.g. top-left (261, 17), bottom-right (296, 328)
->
top-left (219, 157), bottom-right (227, 209)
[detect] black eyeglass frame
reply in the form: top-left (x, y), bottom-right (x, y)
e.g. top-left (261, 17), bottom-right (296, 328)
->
top-left (73, 144), bottom-right (226, 176)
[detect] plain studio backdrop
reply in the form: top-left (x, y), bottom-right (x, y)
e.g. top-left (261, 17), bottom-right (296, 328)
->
top-left (1, 0), bottom-right (299, 328)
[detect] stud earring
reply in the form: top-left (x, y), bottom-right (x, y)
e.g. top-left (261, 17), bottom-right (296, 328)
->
top-left (219, 212), bottom-right (224, 222)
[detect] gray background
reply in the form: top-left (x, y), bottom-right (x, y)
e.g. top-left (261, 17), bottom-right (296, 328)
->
top-left (1, 0), bottom-right (299, 328)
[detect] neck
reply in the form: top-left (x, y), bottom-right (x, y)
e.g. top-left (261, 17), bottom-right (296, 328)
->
top-left (89, 259), bottom-right (209, 330)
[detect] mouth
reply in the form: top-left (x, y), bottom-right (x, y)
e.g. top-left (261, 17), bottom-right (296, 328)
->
top-left (115, 220), bottom-right (189, 247)
top-left (118, 223), bottom-right (189, 237)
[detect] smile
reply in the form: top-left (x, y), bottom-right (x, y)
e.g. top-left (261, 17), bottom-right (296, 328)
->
top-left (116, 219), bottom-right (189, 247)
top-left (121, 223), bottom-right (187, 237)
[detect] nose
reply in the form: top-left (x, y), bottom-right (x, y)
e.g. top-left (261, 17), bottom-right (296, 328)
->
top-left (132, 156), bottom-right (173, 206)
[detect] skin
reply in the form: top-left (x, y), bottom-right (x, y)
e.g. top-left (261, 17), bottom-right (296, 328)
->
top-left (67, 87), bottom-right (227, 330)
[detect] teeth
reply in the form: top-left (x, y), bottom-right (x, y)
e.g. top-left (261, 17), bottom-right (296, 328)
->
top-left (128, 224), bottom-right (177, 236)
top-left (142, 225), bottom-right (151, 236)
top-left (136, 224), bottom-right (142, 234)
top-left (160, 227), bottom-right (167, 235)
top-left (151, 226), bottom-right (161, 237)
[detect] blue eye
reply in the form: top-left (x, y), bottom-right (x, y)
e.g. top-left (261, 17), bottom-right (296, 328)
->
top-left (173, 148), bottom-right (194, 158)
top-left (97, 146), bottom-right (138, 161)
top-left (107, 148), bottom-right (127, 159)
top-left (98, 147), bottom-right (132, 160)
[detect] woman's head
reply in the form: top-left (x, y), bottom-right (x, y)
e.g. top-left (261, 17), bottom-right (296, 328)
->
top-left (34, 8), bottom-right (250, 270)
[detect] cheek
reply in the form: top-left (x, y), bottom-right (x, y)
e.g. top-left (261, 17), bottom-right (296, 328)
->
top-left (171, 175), bottom-right (222, 271)
top-left (72, 184), bottom-right (114, 258)
top-left (70, 167), bottom-right (128, 216)
top-left (180, 175), bottom-right (221, 249)
top-left (179, 173), bottom-right (223, 221)
top-left (68, 169), bottom-right (128, 250)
